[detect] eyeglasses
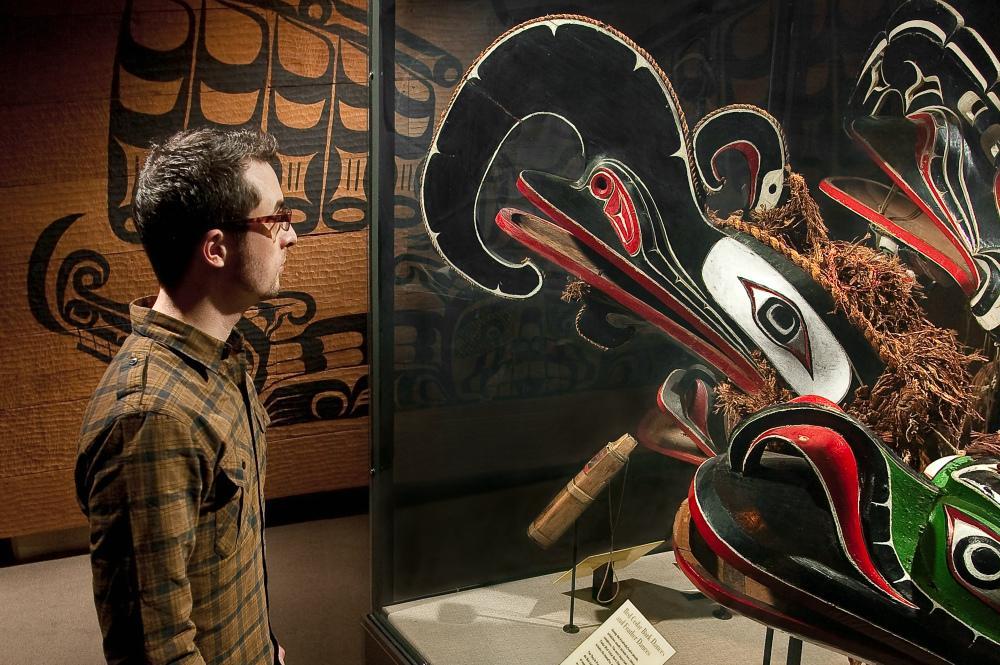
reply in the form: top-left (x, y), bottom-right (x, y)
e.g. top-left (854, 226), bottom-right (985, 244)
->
top-left (225, 208), bottom-right (293, 233)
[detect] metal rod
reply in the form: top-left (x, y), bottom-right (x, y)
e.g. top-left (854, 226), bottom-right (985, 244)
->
top-left (786, 636), bottom-right (803, 665)
top-left (564, 522), bottom-right (580, 634)
top-left (877, 181), bottom-right (897, 216)
top-left (762, 627), bottom-right (775, 665)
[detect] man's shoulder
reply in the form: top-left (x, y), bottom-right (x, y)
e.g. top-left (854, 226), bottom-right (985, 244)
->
top-left (78, 333), bottom-right (204, 438)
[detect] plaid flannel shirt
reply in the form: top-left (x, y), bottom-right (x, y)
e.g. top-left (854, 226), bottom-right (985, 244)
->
top-left (76, 299), bottom-right (275, 664)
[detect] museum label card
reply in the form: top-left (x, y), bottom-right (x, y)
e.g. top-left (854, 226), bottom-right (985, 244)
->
top-left (560, 600), bottom-right (675, 665)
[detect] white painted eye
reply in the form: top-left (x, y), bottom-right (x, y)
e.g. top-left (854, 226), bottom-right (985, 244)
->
top-left (947, 506), bottom-right (1000, 610)
top-left (742, 279), bottom-right (812, 374)
top-left (957, 537), bottom-right (1000, 587)
top-left (703, 237), bottom-right (852, 403)
top-left (757, 169), bottom-right (784, 210)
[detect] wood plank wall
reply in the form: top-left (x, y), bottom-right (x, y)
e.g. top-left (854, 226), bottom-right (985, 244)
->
top-left (0, 0), bottom-right (382, 538)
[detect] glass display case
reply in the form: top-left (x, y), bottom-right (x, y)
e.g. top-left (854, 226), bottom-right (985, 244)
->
top-left (364, 1), bottom-right (918, 663)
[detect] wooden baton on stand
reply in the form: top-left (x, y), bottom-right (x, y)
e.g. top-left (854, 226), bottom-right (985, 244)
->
top-left (528, 433), bottom-right (637, 548)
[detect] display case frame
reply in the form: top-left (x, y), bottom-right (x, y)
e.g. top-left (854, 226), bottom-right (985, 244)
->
top-left (363, 1), bottom-right (911, 663)
top-left (366, 0), bottom-right (406, 658)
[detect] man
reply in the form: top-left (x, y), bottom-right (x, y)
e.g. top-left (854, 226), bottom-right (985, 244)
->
top-left (75, 127), bottom-right (296, 664)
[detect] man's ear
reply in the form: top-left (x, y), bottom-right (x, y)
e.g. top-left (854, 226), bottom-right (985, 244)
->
top-left (200, 229), bottom-right (229, 269)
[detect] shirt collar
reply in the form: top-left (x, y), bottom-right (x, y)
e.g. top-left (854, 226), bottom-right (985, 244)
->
top-left (129, 296), bottom-right (248, 377)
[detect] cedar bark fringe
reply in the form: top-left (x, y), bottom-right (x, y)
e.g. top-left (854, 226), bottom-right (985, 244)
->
top-left (561, 278), bottom-right (589, 303)
top-left (967, 436), bottom-right (1000, 459)
top-left (710, 174), bottom-right (987, 470)
top-left (716, 351), bottom-right (793, 428)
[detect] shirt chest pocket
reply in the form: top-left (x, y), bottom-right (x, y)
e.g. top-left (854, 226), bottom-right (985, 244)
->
top-left (213, 455), bottom-right (249, 559)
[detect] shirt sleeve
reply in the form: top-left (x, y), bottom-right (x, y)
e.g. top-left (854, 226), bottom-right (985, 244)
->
top-left (117, 412), bottom-right (210, 665)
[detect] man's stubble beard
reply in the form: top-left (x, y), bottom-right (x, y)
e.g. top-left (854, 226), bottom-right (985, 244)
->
top-left (235, 238), bottom-right (283, 303)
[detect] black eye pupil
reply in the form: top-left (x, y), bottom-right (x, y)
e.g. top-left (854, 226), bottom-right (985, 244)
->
top-left (972, 546), bottom-right (1000, 576)
top-left (955, 535), bottom-right (1000, 590)
top-left (770, 305), bottom-right (794, 329)
top-left (760, 297), bottom-right (799, 343)
top-left (595, 176), bottom-right (608, 190)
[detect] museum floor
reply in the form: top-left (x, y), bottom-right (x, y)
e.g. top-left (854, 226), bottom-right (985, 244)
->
top-left (0, 510), bottom-right (370, 665)
top-left (2, 501), bottom-right (844, 665)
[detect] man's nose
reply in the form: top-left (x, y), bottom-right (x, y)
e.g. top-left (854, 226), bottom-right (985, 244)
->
top-left (281, 225), bottom-right (297, 248)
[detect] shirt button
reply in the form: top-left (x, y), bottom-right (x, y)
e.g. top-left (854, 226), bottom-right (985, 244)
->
top-left (128, 355), bottom-right (138, 366)
top-left (241, 460), bottom-right (247, 469)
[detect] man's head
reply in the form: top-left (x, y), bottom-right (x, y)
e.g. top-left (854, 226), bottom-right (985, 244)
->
top-left (134, 127), bottom-right (294, 299)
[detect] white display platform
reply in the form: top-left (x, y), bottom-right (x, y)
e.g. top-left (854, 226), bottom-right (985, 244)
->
top-left (385, 552), bottom-right (848, 665)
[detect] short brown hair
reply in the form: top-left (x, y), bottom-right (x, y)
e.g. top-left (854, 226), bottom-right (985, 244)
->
top-left (133, 127), bottom-right (278, 289)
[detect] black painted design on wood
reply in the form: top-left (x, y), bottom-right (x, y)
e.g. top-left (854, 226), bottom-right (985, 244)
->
top-left (27, 213), bottom-right (130, 364)
top-left (25, 1), bottom-right (461, 429)
top-left (26, 212), bottom-right (369, 426)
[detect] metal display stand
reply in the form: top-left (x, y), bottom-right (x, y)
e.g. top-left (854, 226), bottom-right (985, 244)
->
top-left (763, 627), bottom-right (804, 665)
top-left (563, 523), bottom-right (580, 634)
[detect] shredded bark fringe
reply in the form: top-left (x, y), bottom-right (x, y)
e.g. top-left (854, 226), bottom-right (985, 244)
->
top-left (966, 436), bottom-right (1000, 460)
top-left (561, 278), bottom-right (589, 303)
top-left (715, 351), bottom-right (794, 426)
top-left (710, 174), bottom-right (988, 470)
